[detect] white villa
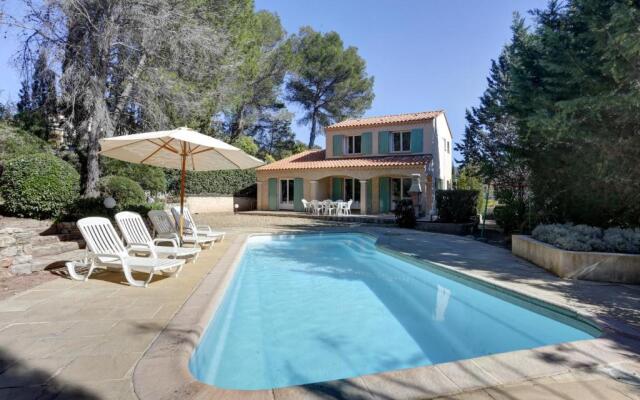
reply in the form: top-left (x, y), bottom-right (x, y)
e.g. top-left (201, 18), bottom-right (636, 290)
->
top-left (256, 110), bottom-right (453, 215)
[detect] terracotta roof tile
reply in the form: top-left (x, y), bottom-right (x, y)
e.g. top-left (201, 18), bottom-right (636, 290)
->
top-left (256, 150), bottom-right (432, 171)
top-left (325, 110), bottom-right (443, 131)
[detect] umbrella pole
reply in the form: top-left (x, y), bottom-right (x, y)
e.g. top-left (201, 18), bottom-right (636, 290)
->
top-left (179, 144), bottom-right (187, 238)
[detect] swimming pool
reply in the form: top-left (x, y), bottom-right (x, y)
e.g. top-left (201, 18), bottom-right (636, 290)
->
top-left (189, 233), bottom-right (599, 390)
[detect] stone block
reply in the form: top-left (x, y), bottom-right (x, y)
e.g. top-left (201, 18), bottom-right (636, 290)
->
top-left (9, 263), bottom-right (32, 274)
top-left (0, 257), bottom-right (12, 268)
top-left (0, 236), bottom-right (16, 248)
top-left (13, 255), bottom-right (32, 264)
top-left (0, 247), bottom-right (17, 257)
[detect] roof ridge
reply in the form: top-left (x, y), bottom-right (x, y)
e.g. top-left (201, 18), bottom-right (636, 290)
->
top-left (325, 110), bottom-right (444, 130)
top-left (343, 109), bottom-right (443, 121)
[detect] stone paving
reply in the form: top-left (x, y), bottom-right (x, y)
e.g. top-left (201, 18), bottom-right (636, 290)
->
top-left (0, 214), bottom-right (639, 399)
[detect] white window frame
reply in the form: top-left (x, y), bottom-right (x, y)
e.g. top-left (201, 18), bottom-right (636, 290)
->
top-left (279, 178), bottom-right (295, 210)
top-left (344, 135), bottom-right (362, 155)
top-left (391, 131), bottom-right (411, 153)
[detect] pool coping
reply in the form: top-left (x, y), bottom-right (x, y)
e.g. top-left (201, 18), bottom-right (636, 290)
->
top-left (133, 231), bottom-right (640, 400)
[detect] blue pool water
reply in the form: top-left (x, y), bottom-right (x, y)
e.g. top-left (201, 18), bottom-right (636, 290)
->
top-left (190, 234), bottom-right (598, 390)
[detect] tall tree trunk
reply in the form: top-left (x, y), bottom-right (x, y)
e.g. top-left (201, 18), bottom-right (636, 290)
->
top-left (229, 104), bottom-right (245, 142)
top-left (111, 53), bottom-right (147, 136)
top-left (83, 118), bottom-right (101, 197)
top-left (308, 110), bottom-right (317, 148)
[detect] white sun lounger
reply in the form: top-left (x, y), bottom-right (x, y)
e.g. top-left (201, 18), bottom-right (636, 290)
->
top-left (170, 206), bottom-right (225, 242)
top-left (148, 210), bottom-right (215, 249)
top-left (115, 211), bottom-right (200, 263)
top-left (72, 217), bottom-right (185, 288)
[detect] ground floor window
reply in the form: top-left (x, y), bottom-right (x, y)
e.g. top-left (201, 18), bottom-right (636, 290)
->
top-left (280, 179), bottom-right (294, 209)
top-left (390, 177), bottom-right (411, 210)
top-left (344, 178), bottom-right (361, 203)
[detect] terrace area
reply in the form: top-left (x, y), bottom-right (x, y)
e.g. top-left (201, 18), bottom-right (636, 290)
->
top-left (0, 214), bottom-right (639, 399)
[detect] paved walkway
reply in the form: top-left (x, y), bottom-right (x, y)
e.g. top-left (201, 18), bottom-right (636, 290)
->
top-left (0, 214), bottom-right (639, 399)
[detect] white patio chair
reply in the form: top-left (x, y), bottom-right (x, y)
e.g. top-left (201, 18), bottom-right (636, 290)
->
top-left (115, 211), bottom-right (200, 263)
top-left (344, 199), bottom-right (353, 215)
top-left (72, 217), bottom-right (185, 288)
top-left (148, 210), bottom-right (215, 249)
top-left (301, 199), bottom-right (311, 213)
top-left (322, 200), bottom-right (335, 215)
top-left (310, 200), bottom-right (322, 215)
top-left (171, 206), bottom-right (225, 242)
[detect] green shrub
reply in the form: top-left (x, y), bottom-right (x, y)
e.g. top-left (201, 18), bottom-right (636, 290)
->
top-left (102, 159), bottom-right (167, 194)
top-left (59, 197), bottom-right (165, 222)
top-left (99, 175), bottom-right (146, 206)
top-left (436, 190), bottom-right (479, 223)
top-left (0, 122), bottom-right (52, 160)
top-left (532, 223), bottom-right (640, 254)
top-left (0, 153), bottom-right (80, 219)
top-left (394, 199), bottom-right (417, 228)
top-left (168, 169), bottom-right (257, 196)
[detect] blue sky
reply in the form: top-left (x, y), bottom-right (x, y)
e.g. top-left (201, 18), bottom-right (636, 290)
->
top-left (0, 0), bottom-right (544, 160)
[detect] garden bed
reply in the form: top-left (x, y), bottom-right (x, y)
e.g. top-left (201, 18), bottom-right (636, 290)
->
top-left (512, 235), bottom-right (640, 284)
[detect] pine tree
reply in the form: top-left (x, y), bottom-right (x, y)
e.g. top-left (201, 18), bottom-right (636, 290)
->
top-left (286, 27), bottom-right (374, 147)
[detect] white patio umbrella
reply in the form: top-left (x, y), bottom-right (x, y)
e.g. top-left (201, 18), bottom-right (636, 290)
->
top-left (99, 127), bottom-right (264, 234)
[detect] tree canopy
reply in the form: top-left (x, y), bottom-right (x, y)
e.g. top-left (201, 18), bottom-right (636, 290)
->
top-left (458, 0), bottom-right (640, 229)
top-left (286, 27), bottom-right (374, 147)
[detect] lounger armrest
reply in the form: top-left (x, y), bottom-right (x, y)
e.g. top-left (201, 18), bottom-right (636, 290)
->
top-left (153, 238), bottom-right (178, 249)
top-left (196, 225), bottom-right (212, 232)
top-left (125, 243), bottom-right (158, 259)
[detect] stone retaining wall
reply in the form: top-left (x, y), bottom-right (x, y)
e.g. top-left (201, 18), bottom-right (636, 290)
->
top-left (0, 228), bottom-right (34, 274)
top-left (512, 235), bottom-right (640, 284)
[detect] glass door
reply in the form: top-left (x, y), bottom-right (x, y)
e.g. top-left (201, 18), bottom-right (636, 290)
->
top-left (390, 178), bottom-right (412, 210)
top-left (279, 179), bottom-right (294, 210)
top-left (344, 178), bottom-right (361, 208)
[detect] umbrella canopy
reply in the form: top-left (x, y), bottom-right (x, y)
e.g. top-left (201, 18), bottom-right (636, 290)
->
top-left (99, 127), bottom-right (264, 171)
top-left (99, 127), bottom-right (264, 234)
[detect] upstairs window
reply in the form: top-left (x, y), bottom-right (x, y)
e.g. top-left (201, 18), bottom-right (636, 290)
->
top-left (391, 131), bottom-right (411, 152)
top-left (345, 135), bottom-right (362, 154)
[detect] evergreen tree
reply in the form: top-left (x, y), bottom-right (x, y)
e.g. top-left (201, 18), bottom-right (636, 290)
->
top-left (30, 50), bottom-right (58, 139)
top-left (286, 27), bottom-right (374, 147)
top-left (16, 80), bottom-right (32, 114)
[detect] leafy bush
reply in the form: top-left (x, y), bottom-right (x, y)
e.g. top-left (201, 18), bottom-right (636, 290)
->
top-left (168, 169), bottom-right (257, 196)
top-left (532, 223), bottom-right (640, 254)
top-left (102, 158), bottom-right (167, 194)
top-left (0, 153), bottom-right (80, 219)
top-left (0, 122), bottom-right (53, 160)
top-left (436, 190), bottom-right (479, 223)
top-left (99, 175), bottom-right (146, 206)
top-left (59, 197), bottom-right (165, 222)
top-left (394, 199), bottom-right (417, 228)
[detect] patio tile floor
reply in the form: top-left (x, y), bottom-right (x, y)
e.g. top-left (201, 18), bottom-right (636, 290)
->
top-left (0, 214), bottom-right (639, 399)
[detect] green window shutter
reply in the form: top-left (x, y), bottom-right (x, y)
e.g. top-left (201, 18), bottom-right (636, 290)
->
top-left (332, 177), bottom-right (344, 200)
top-left (293, 178), bottom-right (304, 211)
top-left (268, 178), bottom-right (278, 210)
top-left (378, 131), bottom-right (390, 154)
top-left (361, 132), bottom-right (372, 155)
top-left (366, 179), bottom-right (373, 213)
top-left (378, 177), bottom-right (390, 213)
top-left (410, 128), bottom-right (424, 153)
top-left (332, 135), bottom-right (344, 156)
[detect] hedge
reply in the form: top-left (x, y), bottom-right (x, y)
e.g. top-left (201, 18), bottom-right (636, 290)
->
top-left (167, 169), bottom-right (257, 196)
top-left (435, 189), bottom-right (479, 223)
top-left (0, 153), bottom-right (80, 219)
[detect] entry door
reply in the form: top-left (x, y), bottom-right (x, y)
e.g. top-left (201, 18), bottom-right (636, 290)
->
top-left (344, 178), bottom-right (361, 209)
top-left (279, 179), bottom-right (295, 210)
top-left (390, 178), bottom-right (412, 210)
